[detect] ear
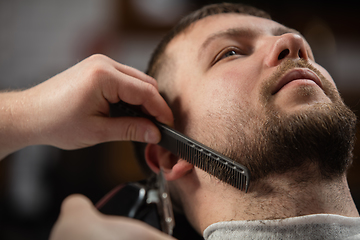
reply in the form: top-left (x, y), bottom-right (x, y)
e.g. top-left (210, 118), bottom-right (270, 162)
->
top-left (145, 143), bottom-right (193, 181)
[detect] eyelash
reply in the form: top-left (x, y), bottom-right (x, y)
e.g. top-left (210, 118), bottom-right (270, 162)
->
top-left (212, 46), bottom-right (245, 65)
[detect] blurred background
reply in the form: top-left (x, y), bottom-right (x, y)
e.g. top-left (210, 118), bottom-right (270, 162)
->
top-left (0, 0), bottom-right (359, 239)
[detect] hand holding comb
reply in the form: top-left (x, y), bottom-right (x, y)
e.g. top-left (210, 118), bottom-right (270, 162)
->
top-left (109, 101), bottom-right (250, 192)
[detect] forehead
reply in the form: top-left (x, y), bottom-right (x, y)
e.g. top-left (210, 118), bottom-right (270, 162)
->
top-left (166, 13), bottom-right (298, 56)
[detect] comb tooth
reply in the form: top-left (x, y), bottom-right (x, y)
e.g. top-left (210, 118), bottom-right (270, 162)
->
top-left (191, 144), bottom-right (195, 164)
top-left (176, 141), bottom-right (181, 158)
top-left (177, 141), bottom-right (181, 157)
top-left (236, 170), bottom-right (239, 189)
top-left (182, 142), bottom-right (185, 159)
top-left (202, 150), bottom-right (207, 170)
top-left (204, 155), bottom-right (207, 169)
top-left (242, 174), bottom-right (246, 191)
top-left (233, 171), bottom-right (237, 189)
top-left (197, 150), bottom-right (201, 168)
top-left (194, 146), bottom-right (198, 166)
top-left (239, 171), bottom-right (242, 190)
top-left (189, 144), bottom-right (193, 164)
top-left (236, 172), bottom-right (243, 189)
top-left (186, 143), bottom-right (190, 162)
top-left (245, 175), bottom-right (247, 188)
top-left (205, 153), bottom-right (209, 171)
top-left (197, 149), bottom-right (201, 168)
top-left (207, 154), bottom-right (211, 173)
top-left (185, 143), bottom-right (187, 159)
top-left (208, 156), bottom-right (212, 175)
top-left (245, 176), bottom-right (247, 191)
top-left (179, 141), bottom-right (182, 157)
top-left (181, 142), bottom-right (184, 158)
top-left (191, 144), bottom-right (195, 165)
top-left (242, 173), bottom-right (245, 190)
top-left (203, 151), bottom-right (207, 170)
top-left (184, 142), bottom-right (187, 159)
top-left (186, 143), bottom-right (189, 162)
top-left (184, 142), bottom-right (187, 160)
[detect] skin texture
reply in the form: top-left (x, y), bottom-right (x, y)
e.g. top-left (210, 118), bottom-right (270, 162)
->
top-left (144, 14), bottom-right (359, 233)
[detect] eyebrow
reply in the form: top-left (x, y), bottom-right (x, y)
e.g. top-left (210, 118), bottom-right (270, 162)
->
top-left (198, 26), bottom-right (302, 60)
top-left (199, 28), bottom-right (257, 59)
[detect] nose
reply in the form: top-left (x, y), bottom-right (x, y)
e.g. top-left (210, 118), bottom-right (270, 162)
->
top-left (265, 33), bottom-right (309, 67)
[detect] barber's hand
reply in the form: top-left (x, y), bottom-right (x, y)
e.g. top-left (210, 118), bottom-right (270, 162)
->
top-left (0, 54), bottom-right (173, 158)
top-left (50, 194), bottom-right (176, 240)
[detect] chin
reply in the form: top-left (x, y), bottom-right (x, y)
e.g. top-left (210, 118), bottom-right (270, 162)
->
top-left (272, 86), bottom-right (334, 114)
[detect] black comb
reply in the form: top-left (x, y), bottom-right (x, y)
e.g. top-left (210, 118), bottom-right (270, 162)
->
top-left (110, 101), bottom-right (250, 192)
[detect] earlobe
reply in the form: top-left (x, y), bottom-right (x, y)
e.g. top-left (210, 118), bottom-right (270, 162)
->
top-left (145, 144), bottom-right (193, 181)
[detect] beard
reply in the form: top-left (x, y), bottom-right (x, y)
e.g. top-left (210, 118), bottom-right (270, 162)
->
top-left (225, 102), bottom-right (357, 182)
top-left (211, 60), bottom-right (357, 182)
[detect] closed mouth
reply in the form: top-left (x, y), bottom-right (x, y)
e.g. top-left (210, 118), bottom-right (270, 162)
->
top-left (272, 68), bottom-right (323, 95)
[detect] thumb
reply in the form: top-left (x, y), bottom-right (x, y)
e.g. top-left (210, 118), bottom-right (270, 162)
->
top-left (50, 194), bottom-right (98, 240)
top-left (60, 194), bottom-right (95, 215)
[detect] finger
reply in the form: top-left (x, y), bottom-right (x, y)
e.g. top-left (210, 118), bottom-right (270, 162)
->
top-left (95, 117), bottom-right (161, 144)
top-left (114, 74), bottom-right (173, 125)
top-left (83, 54), bottom-right (158, 88)
top-left (83, 54), bottom-right (173, 125)
top-left (100, 70), bottom-right (173, 126)
top-left (90, 54), bottom-right (158, 88)
top-left (113, 62), bottom-right (158, 89)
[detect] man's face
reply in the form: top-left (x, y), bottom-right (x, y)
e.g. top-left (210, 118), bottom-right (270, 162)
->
top-left (161, 14), bottom-right (356, 180)
top-left (164, 14), bottom-right (336, 136)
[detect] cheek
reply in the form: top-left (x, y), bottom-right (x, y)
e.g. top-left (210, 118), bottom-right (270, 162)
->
top-left (207, 64), bottom-right (259, 100)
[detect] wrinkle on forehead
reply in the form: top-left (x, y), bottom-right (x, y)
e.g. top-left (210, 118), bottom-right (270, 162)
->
top-left (168, 13), bottom-right (297, 54)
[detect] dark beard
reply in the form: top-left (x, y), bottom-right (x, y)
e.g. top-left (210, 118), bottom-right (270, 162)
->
top-left (225, 102), bottom-right (357, 182)
top-left (220, 60), bottom-right (357, 182)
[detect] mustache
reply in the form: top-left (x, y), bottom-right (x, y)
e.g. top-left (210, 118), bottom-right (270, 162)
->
top-left (260, 59), bottom-right (337, 103)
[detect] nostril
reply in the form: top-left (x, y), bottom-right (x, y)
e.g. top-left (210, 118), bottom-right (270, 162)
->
top-left (298, 49), bottom-right (303, 58)
top-left (278, 49), bottom-right (289, 60)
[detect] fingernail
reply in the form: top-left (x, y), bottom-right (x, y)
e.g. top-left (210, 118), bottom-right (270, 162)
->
top-left (144, 128), bottom-right (160, 143)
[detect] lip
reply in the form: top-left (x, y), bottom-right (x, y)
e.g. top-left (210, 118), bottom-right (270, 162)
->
top-left (272, 68), bottom-right (323, 95)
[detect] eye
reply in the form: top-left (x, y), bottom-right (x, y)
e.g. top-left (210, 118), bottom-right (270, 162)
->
top-left (224, 50), bottom-right (238, 58)
top-left (212, 46), bottom-right (245, 65)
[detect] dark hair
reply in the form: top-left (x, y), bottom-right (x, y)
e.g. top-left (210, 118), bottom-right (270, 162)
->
top-left (136, 3), bottom-right (271, 177)
top-left (146, 2), bottom-right (271, 79)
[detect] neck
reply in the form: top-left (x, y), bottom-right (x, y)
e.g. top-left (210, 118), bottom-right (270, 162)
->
top-left (178, 169), bottom-right (359, 234)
